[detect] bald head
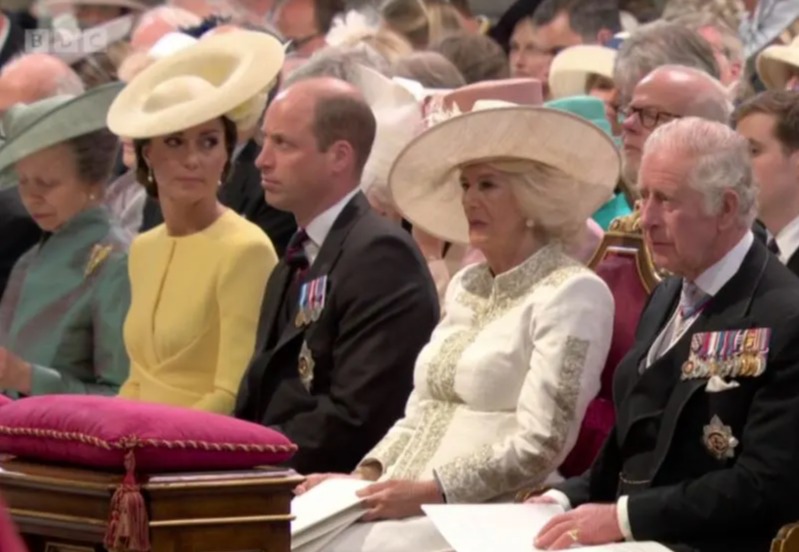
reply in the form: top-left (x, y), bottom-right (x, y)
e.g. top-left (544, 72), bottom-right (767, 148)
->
top-left (130, 6), bottom-right (201, 51)
top-left (0, 54), bottom-right (84, 114)
top-left (638, 65), bottom-right (732, 123)
top-left (275, 77), bottom-right (376, 173)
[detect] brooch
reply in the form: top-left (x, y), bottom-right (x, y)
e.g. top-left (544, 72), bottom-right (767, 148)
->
top-left (702, 415), bottom-right (738, 460)
top-left (84, 244), bottom-right (113, 278)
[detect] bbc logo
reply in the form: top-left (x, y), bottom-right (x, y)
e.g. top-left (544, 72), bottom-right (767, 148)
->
top-left (24, 28), bottom-right (109, 55)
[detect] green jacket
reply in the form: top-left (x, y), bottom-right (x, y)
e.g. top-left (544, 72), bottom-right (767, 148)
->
top-left (0, 207), bottom-right (131, 396)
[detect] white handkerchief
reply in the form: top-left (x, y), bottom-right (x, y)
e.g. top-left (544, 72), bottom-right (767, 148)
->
top-left (705, 375), bottom-right (740, 393)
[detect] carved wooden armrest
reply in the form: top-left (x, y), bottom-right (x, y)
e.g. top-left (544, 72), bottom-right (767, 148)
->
top-left (771, 522), bottom-right (799, 552)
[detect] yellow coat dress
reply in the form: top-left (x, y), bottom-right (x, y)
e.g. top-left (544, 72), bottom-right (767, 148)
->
top-left (120, 209), bottom-right (277, 414)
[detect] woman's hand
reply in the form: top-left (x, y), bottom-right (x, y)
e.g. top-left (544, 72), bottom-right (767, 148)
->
top-left (357, 480), bottom-right (443, 522)
top-left (0, 348), bottom-right (32, 394)
top-left (294, 472), bottom-right (362, 495)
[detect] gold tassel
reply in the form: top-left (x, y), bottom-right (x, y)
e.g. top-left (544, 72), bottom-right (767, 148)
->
top-left (104, 451), bottom-right (150, 551)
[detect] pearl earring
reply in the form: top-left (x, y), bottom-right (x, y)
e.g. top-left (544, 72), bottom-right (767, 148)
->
top-left (147, 167), bottom-right (154, 184)
top-left (525, 219), bottom-right (534, 229)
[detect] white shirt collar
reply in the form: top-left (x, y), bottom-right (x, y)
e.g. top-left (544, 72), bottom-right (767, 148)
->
top-left (303, 188), bottom-right (359, 264)
top-left (775, 214), bottom-right (799, 264)
top-left (693, 231), bottom-right (754, 297)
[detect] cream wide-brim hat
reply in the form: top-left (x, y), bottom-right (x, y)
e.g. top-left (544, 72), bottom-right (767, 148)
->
top-left (0, 82), bottom-right (124, 187)
top-left (107, 30), bottom-right (285, 138)
top-left (388, 104), bottom-right (620, 244)
top-left (757, 37), bottom-right (799, 90)
top-left (549, 45), bottom-right (617, 100)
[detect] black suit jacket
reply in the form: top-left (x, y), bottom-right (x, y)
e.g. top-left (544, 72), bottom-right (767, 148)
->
top-left (235, 193), bottom-right (439, 474)
top-left (218, 140), bottom-right (296, 256)
top-left (786, 250), bottom-right (799, 277)
top-left (0, 188), bottom-right (39, 299)
top-left (556, 239), bottom-right (799, 552)
top-left (0, 14), bottom-right (24, 68)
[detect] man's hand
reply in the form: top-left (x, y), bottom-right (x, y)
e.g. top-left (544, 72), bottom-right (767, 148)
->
top-left (535, 503), bottom-right (624, 550)
top-left (357, 480), bottom-right (443, 522)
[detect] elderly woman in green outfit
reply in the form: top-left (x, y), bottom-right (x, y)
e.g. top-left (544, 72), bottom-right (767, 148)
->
top-left (0, 83), bottom-right (131, 397)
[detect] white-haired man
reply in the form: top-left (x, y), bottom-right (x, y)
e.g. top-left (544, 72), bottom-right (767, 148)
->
top-left (531, 117), bottom-right (799, 551)
top-left (620, 65), bottom-right (732, 188)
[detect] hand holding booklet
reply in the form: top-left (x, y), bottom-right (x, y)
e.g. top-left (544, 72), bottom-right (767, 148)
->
top-left (423, 504), bottom-right (673, 552)
top-left (291, 478), bottom-right (372, 552)
top-left (291, 480), bottom-right (672, 552)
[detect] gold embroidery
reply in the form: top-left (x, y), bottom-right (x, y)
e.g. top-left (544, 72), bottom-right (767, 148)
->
top-left (85, 244), bottom-right (113, 278)
top-left (385, 245), bottom-right (590, 484)
top-left (434, 336), bottom-right (590, 504)
top-left (360, 431), bottom-right (413, 474)
top-left (390, 401), bottom-right (458, 480)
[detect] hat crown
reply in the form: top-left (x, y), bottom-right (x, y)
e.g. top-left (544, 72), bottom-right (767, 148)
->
top-left (544, 96), bottom-right (612, 137)
top-left (2, 96), bottom-right (73, 141)
top-left (144, 76), bottom-right (217, 114)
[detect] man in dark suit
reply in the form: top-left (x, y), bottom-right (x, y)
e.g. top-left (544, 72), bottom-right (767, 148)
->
top-left (0, 188), bottom-right (39, 298)
top-left (0, 12), bottom-right (24, 70)
top-left (533, 118), bottom-right (799, 552)
top-left (235, 77), bottom-right (439, 474)
top-left (734, 90), bottom-right (799, 275)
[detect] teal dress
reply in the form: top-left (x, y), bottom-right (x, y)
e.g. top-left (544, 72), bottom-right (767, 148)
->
top-left (592, 192), bottom-right (632, 231)
top-left (0, 207), bottom-right (131, 396)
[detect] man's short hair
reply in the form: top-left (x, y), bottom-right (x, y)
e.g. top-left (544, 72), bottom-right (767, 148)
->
top-left (532, 0), bottom-right (622, 42)
top-left (283, 44), bottom-right (390, 87)
top-left (733, 90), bottom-right (799, 153)
top-left (312, 92), bottom-right (377, 174)
top-left (670, 12), bottom-right (744, 67)
top-left (615, 20), bottom-right (720, 103)
top-left (430, 32), bottom-right (509, 84)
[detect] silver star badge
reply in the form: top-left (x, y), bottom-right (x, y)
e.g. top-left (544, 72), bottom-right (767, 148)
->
top-left (702, 415), bottom-right (738, 460)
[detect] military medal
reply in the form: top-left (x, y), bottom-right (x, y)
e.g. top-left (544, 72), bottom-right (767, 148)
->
top-left (682, 328), bottom-right (772, 380)
top-left (295, 283), bottom-right (310, 328)
top-left (297, 341), bottom-right (315, 391)
top-left (702, 415), bottom-right (738, 460)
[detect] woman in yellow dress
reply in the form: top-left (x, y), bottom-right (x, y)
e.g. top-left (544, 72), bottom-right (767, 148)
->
top-left (107, 31), bottom-right (285, 414)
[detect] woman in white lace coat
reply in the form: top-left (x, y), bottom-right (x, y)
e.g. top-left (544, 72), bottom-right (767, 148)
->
top-left (296, 103), bottom-right (621, 552)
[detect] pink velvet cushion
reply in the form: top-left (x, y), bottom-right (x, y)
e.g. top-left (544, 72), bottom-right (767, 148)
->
top-left (0, 395), bottom-right (11, 407)
top-left (0, 395), bottom-right (297, 471)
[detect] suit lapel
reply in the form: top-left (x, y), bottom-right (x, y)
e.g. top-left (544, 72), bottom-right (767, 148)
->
top-left (269, 193), bottom-right (369, 355)
top-left (787, 250), bottom-right (799, 277)
top-left (646, 241), bottom-right (769, 479)
top-left (254, 261), bottom-right (292, 353)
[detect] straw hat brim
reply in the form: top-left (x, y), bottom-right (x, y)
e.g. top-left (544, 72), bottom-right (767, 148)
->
top-left (756, 45), bottom-right (799, 90)
top-left (107, 31), bottom-right (284, 138)
top-left (0, 82), bottom-right (124, 188)
top-left (388, 106), bottom-right (620, 244)
top-left (549, 45), bottom-right (616, 100)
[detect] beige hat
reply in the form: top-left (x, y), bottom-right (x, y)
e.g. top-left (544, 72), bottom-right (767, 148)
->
top-left (549, 45), bottom-right (617, 99)
top-left (107, 30), bottom-right (284, 138)
top-left (757, 36), bottom-right (799, 90)
top-left (426, 78), bottom-right (543, 123)
top-left (388, 103), bottom-right (620, 243)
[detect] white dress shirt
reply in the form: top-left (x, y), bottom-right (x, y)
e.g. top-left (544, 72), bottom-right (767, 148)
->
top-left (545, 231), bottom-right (754, 542)
top-left (303, 188), bottom-right (359, 266)
top-left (774, 215), bottom-right (799, 265)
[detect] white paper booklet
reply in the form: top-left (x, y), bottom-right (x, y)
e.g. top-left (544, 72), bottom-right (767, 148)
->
top-left (423, 504), bottom-right (672, 552)
top-left (291, 478), bottom-right (372, 552)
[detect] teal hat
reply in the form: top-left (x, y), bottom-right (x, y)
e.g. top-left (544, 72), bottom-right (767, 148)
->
top-left (544, 95), bottom-right (613, 137)
top-left (0, 82), bottom-right (124, 188)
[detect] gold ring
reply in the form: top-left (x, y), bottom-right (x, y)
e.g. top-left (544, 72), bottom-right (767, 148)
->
top-left (567, 529), bottom-right (580, 542)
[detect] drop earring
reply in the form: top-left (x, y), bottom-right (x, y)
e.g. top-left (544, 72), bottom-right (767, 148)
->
top-left (525, 219), bottom-right (534, 229)
top-left (148, 166), bottom-right (154, 184)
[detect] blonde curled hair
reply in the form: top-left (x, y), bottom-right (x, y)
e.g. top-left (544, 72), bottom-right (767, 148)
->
top-left (477, 159), bottom-right (588, 247)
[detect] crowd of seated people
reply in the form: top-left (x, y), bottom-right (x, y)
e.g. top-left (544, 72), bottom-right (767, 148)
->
top-left (3, 0), bottom-right (799, 551)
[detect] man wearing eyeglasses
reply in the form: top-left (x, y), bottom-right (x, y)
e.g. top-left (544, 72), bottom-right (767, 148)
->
top-left (619, 65), bottom-right (732, 188)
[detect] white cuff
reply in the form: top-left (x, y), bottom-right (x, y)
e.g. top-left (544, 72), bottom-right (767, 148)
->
top-left (542, 489), bottom-right (572, 512)
top-left (617, 495), bottom-right (634, 541)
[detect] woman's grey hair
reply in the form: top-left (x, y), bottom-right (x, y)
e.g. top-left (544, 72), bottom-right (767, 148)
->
top-left (393, 51), bottom-right (466, 89)
top-left (643, 117), bottom-right (757, 226)
top-left (614, 20), bottom-right (720, 104)
top-left (475, 159), bottom-right (588, 246)
top-left (283, 43), bottom-right (391, 87)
